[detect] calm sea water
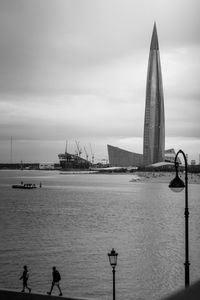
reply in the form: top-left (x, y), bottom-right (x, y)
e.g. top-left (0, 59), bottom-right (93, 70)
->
top-left (0, 170), bottom-right (200, 300)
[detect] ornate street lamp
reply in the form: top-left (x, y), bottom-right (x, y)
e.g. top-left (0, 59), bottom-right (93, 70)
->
top-left (169, 149), bottom-right (190, 287)
top-left (108, 248), bottom-right (118, 300)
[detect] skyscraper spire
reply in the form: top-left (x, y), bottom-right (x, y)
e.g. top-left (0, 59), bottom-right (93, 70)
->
top-left (150, 22), bottom-right (159, 50)
top-left (143, 23), bottom-right (165, 166)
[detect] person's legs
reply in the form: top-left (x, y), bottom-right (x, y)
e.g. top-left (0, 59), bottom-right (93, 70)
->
top-left (47, 282), bottom-right (54, 295)
top-left (57, 283), bottom-right (62, 296)
top-left (26, 282), bottom-right (31, 293)
top-left (23, 280), bottom-right (31, 293)
top-left (22, 280), bottom-right (27, 292)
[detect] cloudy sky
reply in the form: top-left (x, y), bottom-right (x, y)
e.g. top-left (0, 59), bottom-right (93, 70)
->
top-left (0, 0), bottom-right (199, 164)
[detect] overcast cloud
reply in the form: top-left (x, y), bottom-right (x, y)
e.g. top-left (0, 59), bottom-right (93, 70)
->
top-left (0, 0), bottom-right (200, 163)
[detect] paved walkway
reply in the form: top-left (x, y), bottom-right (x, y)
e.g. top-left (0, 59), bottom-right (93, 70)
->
top-left (163, 280), bottom-right (200, 300)
top-left (0, 289), bottom-right (89, 300)
top-left (1, 281), bottom-right (200, 300)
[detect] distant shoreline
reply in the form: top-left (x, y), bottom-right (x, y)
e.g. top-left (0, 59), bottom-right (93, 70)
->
top-left (130, 171), bottom-right (200, 184)
top-left (0, 168), bottom-right (200, 184)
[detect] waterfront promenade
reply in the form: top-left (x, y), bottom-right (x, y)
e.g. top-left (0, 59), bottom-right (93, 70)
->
top-left (0, 289), bottom-right (89, 300)
top-left (2, 281), bottom-right (200, 300)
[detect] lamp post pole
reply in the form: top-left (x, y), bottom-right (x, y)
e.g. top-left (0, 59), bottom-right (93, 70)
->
top-left (173, 150), bottom-right (190, 287)
top-left (108, 248), bottom-right (118, 300)
top-left (112, 266), bottom-right (116, 300)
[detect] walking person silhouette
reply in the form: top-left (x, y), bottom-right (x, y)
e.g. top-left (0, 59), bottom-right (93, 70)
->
top-left (19, 265), bottom-right (31, 293)
top-left (47, 266), bottom-right (62, 296)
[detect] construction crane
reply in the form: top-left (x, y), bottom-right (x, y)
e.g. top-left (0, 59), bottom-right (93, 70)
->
top-left (84, 147), bottom-right (89, 161)
top-left (75, 140), bottom-right (82, 157)
top-left (89, 144), bottom-right (94, 164)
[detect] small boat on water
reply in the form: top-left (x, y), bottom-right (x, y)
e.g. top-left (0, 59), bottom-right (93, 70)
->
top-left (12, 183), bottom-right (37, 189)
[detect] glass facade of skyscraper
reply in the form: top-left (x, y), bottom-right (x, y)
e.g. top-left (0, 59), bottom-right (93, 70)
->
top-left (143, 23), bottom-right (165, 166)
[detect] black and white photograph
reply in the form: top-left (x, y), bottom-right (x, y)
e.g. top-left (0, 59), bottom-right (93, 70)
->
top-left (0, 1), bottom-right (200, 299)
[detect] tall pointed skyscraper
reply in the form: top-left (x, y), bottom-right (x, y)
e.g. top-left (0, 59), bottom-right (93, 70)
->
top-left (143, 23), bottom-right (165, 166)
top-left (107, 23), bottom-right (167, 168)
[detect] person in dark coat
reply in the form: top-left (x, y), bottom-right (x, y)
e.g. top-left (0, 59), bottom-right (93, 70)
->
top-left (19, 265), bottom-right (31, 293)
top-left (47, 266), bottom-right (62, 296)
